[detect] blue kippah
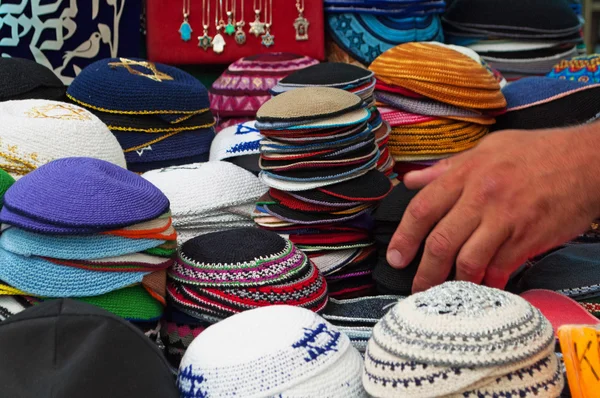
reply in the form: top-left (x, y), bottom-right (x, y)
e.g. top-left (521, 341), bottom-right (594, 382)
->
top-left (1, 157), bottom-right (170, 230)
top-left (502, 77), bottom-right (594, 109)
top-left (67, 58), bottom-right (210, 115)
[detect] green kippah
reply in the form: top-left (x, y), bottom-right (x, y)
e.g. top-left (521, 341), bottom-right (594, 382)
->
top-left (77, 284), bottom-right (164, 321)
top-left (0, 168), bottom-right (15, 207)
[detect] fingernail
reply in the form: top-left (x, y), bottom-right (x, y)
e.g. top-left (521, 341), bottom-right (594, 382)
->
top-left (387, 249), bottom-right (404, 268)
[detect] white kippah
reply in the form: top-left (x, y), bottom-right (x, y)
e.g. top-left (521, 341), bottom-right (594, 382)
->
top-left (143, 161), bottom-right (267, 243)
top-left (177, 305), bottom-right (368, 398)
top-left (209, 120), bottom-right (262, 161)
top-left (0, 100), bottom-right (126, 178)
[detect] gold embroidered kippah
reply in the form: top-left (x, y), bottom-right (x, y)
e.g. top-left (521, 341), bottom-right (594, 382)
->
top-left (256, 87), bottom-right (363, 122)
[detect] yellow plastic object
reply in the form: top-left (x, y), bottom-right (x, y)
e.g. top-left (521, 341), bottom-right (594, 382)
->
top-left (558, 324), bottom-right (600, 398)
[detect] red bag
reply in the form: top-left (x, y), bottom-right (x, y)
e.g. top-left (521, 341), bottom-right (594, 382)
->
top-left (146, 0), bottom-right (325, 64)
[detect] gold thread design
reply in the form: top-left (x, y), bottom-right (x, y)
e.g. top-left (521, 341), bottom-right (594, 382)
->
top-left (108, 120), bottom-right (215, 133)
top-left (24, 103), bottom-right (92, 121)
top-left (108, 58), bottom-right (174, 82)
top-left (66, 94), bottom-right (209, 116)
top-left (123, 130), bottom-right (182, 153)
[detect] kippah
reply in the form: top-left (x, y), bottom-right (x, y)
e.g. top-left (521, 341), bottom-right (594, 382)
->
top-left (67, 58), bottom-right (209, 115)
top-left (548, 54), bottom-right (600, 83)
top-left (0, 169), bottom-right (15, 207)
top-left (0, 58), bottom-right (65, 102)
top-left (256, 87), bottom-right (363, 122)
top-left (278, 62), bottom-right (374, 87)
top-left (1, 157), bottom-right (169, 230)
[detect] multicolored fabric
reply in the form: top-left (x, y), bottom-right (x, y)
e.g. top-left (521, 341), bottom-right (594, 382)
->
top-left (547, 54), bottom-right (600, 84)
top-left (327, 13), bottom-right (444, 65)
top-left (209, 94), bottom-right (271, 117)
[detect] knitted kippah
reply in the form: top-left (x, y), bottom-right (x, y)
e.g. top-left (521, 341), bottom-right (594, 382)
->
top-left (372, 281), bottom-right (555, 367)
top-left (278, 62), bottom-right (374, 87)
top-left (177, 305), bottom-right (366, 398)
top-left (227, 53), bottom-right (319, 74)
top-left (0, 299), bottom-right (178, 398)
top-left (370, 42), bottom-right (506, 110)
top-left (67, 58), bottom-right (209, 115)
top-left (1, 157), bottom-right (169, 231)
top-left (500, 77), bottom-right (597, 110)
top-left (88, 108), bottom-right (215, 133)
top-left (0, 58), bottom-right (65, 102)
top-left (209, 121), bottom-right (262, 161)
top-left (0, 100), bottom-right (126, 178)
top-left (548, 54), bottom-right (600, 83)
top-left (256, 87), bottom-right (363, 122)
top-left (444, 0), bottom-right (580, 32)
top-left (318, 170), bottom-right (392, 201)
top-left (0, 169), bottom-right (15, 207)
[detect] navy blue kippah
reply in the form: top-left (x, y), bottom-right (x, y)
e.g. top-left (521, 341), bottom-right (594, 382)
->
top-left (67, 58), bottom-right (210, 115)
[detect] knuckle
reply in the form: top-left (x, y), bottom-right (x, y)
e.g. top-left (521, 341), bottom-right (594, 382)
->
top-left (391, 231), bottom-right (415, 249)
top-left (425, 231), bottom-right (453, 259)
top-left (407, 196), bottom-right (429, 222)
top-left (456, 256), bottom-right (484, 279)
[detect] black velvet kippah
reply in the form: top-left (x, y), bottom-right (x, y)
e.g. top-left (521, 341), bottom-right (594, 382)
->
top-left (373, 182), bottom-right (420, 223)
top-left (318, 170), bottom-right (393, 201)
top-left (279, 62), bottom-right (374, 86)
top-left (0, 58), bottom-right (65, 101)
top-left (180, 228), bottom-right (288, 264)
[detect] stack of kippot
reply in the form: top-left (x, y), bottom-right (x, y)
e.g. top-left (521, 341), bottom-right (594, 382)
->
top-left (516, 244), bottom-right (600, 320)
top-left (322, 295), bottom-right (402, 354)
top-left (209, 53), bottom-right (318, 132)
top-left (254, 87), bottom-right (393, 298)
top-left (0, 100), bottom-right (126, 179)
top-left (67, 58), bottom-right (216, 173)
top-left (269, 63), bottom-right (395, 177)
top-left (178, 305), bottom-right (367, 397)
top-left (493, 77), bottom-right (600, 131)
top-left (209, 121), bottom-right (263, 175)
top-left (0, 58), bottom-right (65, 101)
top-left (369, 42), bottom-right (506, 175)
top-left (0, 158), bottom-right (176, 327)
top-left (324, 1), bottom-right (445, 66)
top-left (443, 0), bottom-right (582, 81)
top-left (143, 162), bottom-right (267, 244)
top-left (372, 183), bottom-right (427, 295)
top-left (363, 282), bottom-right (563, 397)
top-left (548, 54), bottom-right (600, 83)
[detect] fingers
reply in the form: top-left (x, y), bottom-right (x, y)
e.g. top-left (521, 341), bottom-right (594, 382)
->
top-left (411, 203), bottom-right (481, 293)
top-left (387, 176), bottom-right (463, 269)
top-left (403, 158), bottom-right (452, 190)
top-left (484, 238), bottom-right (534, 290)
top-left (454, 221), bottom-right (512, 285)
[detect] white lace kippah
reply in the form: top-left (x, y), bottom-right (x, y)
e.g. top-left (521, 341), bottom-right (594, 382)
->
top-left (372, 281), bottom-right (555, 367)
top-left (0, 100), bottom-right (126, 178)
top-left (177, 305), bottom-right (368, 398)
top-left (209, 120), bottom-right (262, 161)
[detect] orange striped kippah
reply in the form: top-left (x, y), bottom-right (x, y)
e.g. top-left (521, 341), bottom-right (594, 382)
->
top-left (370, 43), bottom-right (507, 110)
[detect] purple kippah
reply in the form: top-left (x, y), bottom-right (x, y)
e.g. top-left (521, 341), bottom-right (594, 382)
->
top-left (1, 157), bottom-right (169, 231)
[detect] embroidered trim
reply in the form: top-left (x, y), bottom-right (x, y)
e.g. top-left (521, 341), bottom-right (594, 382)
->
top-left (108, 120), bottom-right (215, 133)
top-left (67, 94), bottom-right (210, 116)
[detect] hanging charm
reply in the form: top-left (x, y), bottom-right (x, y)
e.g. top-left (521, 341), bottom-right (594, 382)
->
top-left (249, 0), bottom-right (265, 37)
top-left (225, 11), bottom-right (236, 35)
top-left (294, 0), bottom-right (309, 41)
top-left (212, 0), bottom-right (226, 53)
top-left (180, 0), bottom-right (193, 41)
top-left (234, 0), bottom-right (246, 44)
top-left (198, 25), bottom-right (213, 50)
top-left (260, 0), bottom-right (274, 47)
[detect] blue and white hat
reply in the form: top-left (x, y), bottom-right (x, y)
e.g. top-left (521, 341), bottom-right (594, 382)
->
top-left (209, 120), bottom-right (262, 162)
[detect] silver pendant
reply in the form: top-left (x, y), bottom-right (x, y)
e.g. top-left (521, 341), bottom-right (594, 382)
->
top-left (294, 15), bottom-right (309, 41)
top-left (213, 33), bottom-right (226, 53)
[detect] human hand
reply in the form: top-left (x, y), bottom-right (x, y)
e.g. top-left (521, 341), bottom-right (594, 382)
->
top-left (386, 123), bottom-right (600, 293)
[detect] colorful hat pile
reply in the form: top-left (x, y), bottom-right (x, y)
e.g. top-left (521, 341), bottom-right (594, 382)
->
top-left (67, 58), bottom-right (216, 173)
top-left (209, 120), bottom-right (263, 175)
top-left (324, 1), bottom-right (445, 66)
top-left (369, 42), bottom-right (506, 174)
top-left (516, 243), bottom-right (600, 320)
top-left (363, 282), bottom-right (563, 397)
top-left (209, 53), bottom-right (318, 132)
top-left (178, 305), bottom-right (367, 398)
top-left (269, 62), bottom-right (395, 177)
top-left (443, 0), bottom-right (582, 81)
top-left (322, 295), bottom-right (402, 354)
top-left (0, 100), bottom-right (126, 179)
top-left (493, 77), bottom-right (600, 131)
top-left (548, 54), bottom-right (600, 84)
top-left (0, 158), bottom-right (176, 327)
top-left (0, 58), bottom-right (65, 102)
top-left (143, 162), bottom-right (267, 244)
top-left (254, 87), bottom-right (393, 298)
top-left (165, 228), bottom-right (329, 364)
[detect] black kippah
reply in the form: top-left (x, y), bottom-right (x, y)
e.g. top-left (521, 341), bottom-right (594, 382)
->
top-left (279, 62), bottom-right (374, 86)
top-left (0, 58), bottom-right (65, 101)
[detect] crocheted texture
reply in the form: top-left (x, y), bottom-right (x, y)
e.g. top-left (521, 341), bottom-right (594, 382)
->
top-left (227, 53), bottom-right (319, 74)
top-left (278, 63), bottom-right (374, 87)
top-left (177, 305), bottom-right (366, 398)
top-left (0, 100), bottom-right (126, 178)
top-left (318, 170), bottom-right (392, 201)
top-left (67, 58), bottom-right (210, 114)
top-left (0, 58), bottom-right (65, 102)
top-left (500, 77), bottom-right (597, 110)
top-left (88, 107), bottom-right (215, 133)
top-left (369, 42), bottom-right (506, 110)
top-left (2, 158), bottom-right (170, 230)
top-left (209, 121), bottom-right (262, 161)
top-left (0, 169), bottom-right (15, 206)
top-left (548, 54), bottom-right (600, 83)
top-left (371, 282), bottom-right (555, 367)
top-left (0, 248), bottom-right (149, 297)
top-left (256, 87), bottom-right (362, 122)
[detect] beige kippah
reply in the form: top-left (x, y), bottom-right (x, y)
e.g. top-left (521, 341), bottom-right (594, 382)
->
top-left (256, 87), bottom-right (362, 122)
